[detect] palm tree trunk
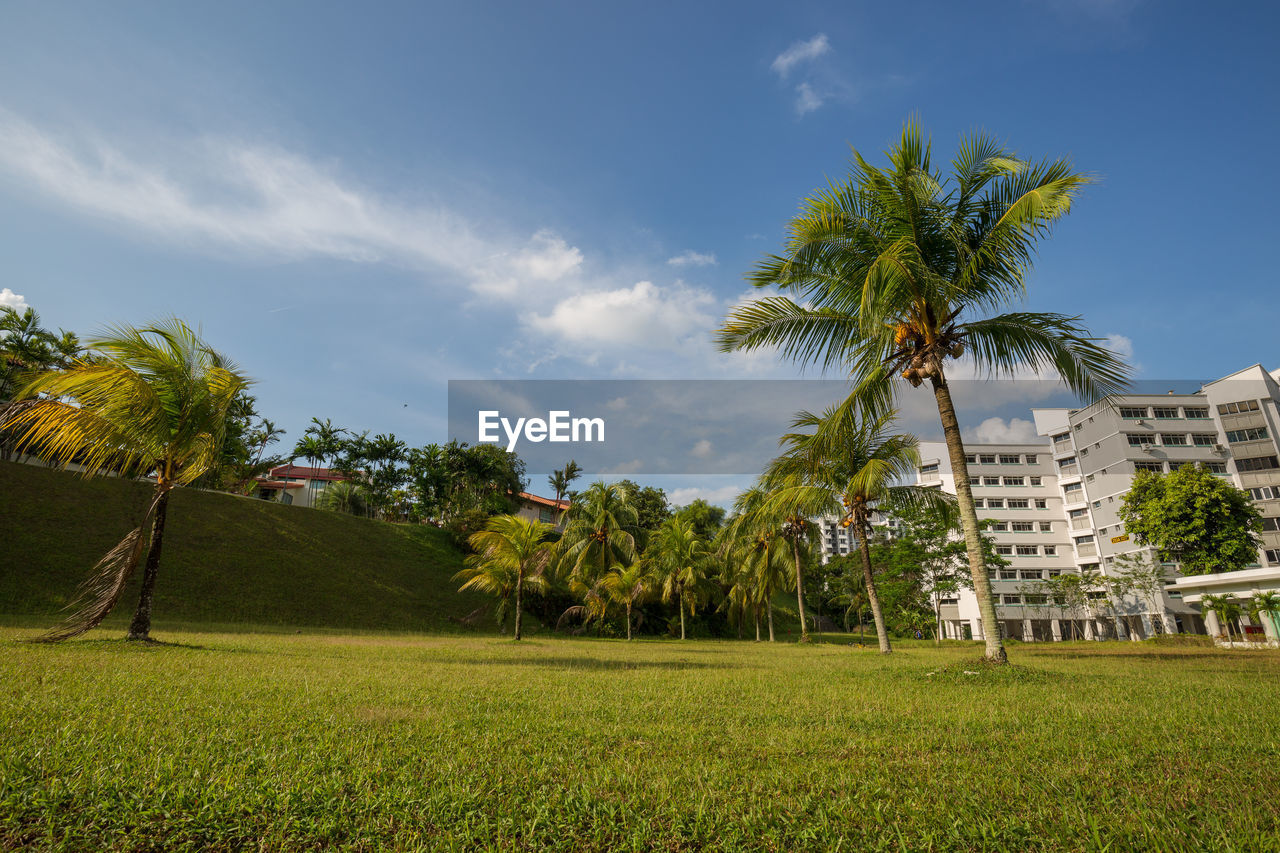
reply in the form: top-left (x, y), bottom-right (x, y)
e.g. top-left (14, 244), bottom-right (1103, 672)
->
top-left (128, 488), bottom-right (170, 641)
top-left (791, 537), bottom-right (809, 642)
top-left (767, 598), bottom-right (775, 642)
top-left (931, 375), bottom-right (1007, 663)
top-left (679, 594), bottom-right (686, 640)
top-left (858, 521), bottom-right (891, 654)
top-left (513, 566), bottom-right (524, 641)
top-left (625, 602), bottom-right (632, 641)
top-left (754, 606), bottom-right (761, 642)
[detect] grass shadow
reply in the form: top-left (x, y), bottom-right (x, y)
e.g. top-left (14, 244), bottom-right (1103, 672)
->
top-left (440, 655), bottom-right (748, 671)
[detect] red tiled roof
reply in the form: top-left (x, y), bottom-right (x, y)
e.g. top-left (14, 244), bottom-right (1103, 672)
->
top-left (269, 464), bottom-right (351, 482)
top-left (254, 479), bottom-right (305, 490)
top-left (518, 491), bottom-right (571, 509)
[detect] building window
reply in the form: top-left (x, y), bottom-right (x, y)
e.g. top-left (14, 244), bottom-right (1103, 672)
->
top-left (1160, 434), bottom-right (1187, 446)
top-left (1030, 476), bottom-right (1042, 486)
top-left (1063, 482), bottom-right (1083, 495)
top-left (1193, 434), bottom-right (1218, 446)
top-left (1052, 432), bottom-right (1069, 443)
top-left (1035, 499), bottom-right (1047, 509)
top-left (1047, 569), bottom-right (1061, 578)
top-left (1004, 476), bottom-right (1025, 486)
top-left (973, 498), bottom-right (984, 509)
top-left (1218, 400), bottom-right (1261, 415)
top-left (1075, 535), bottom-right (1095, 545)
top-left (1262, 518), bottom-right (1280, 532)
top-left (1008, 499), bottom-right (1029, 509)
top-left (1041, 524), bottom-right (1053, 534)
top-left (1226, 427), bottom-right (1269, 443)
top-left (1020, 569), bottom-right (1042, 579)
top-left (984, 477), bottom-right (1001, 486)
top-left (1126, 434), bottom-right (1157, 447)
top-left (969, 476), bottom-right (981, 486)
top-left (921, 463), bottom-right (940, 474)
top-left (1266, 549), bottom-right (1280, 564)
top-left (987, 499), bottom-right (1004, 509)
top-left (1204, 462), bottom-right (1227, 474)
top-left (1012, 521), bottom-right (1034, 532)
top-left (1016, 545), bottom-right (1038, 556)
top-left (1119, 406), bottom-right (1147, 419)
top-left (996, 545), bottom-right (1014, 556)
top-left (1044, 545), bottom-right (1057, 556)
top-left (1184, 407), bottom-right (1209, 419)
top-left (1000, 454), bottom-right (1021, 464)
top-left (1059, 456), bottom-right (1078, 468)
top-left (965, 453), bottom-right (977, 464)
top-left (990, 522), bottom-right (1009, 532)
top-left (1025, 594), bottom-right (1048, 605)
top-left (980, 454), bottom-right (997, 464)
top-left (1238, 456), bottom-right (1280, 472)
top-left (1002, 594), bottom-right (1022, 605)
top-left (1249, 486), bottom-right (1277, 501)
top-left (1134, 461), bottom-right (1163, 473)
top-left (1025, 454), bottom-right (1038, 464)
top-left (1152, 407), bottom-right (1180, 419)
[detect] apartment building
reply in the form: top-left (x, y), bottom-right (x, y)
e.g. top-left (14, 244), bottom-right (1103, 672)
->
top-left (816, 511), bottom-right (898, 563)
top-left (916, 363), bottom-right (1280, 643)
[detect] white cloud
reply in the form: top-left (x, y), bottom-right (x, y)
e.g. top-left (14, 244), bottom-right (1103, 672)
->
top-left (1104, 333), bottom-right (1134, 359)
top-left (691, 439), bottom-right (713, 458)
top-left (794, 83), bottom-right (825, 115)
top-left (0, 109), bottom-right (585, 301)
top-left (667, 250), bottom-right (717, 267)
top-left (527, 280), bottom-right (716, 350)
top-left (668, 484), bottom-right (743, 509)
top-left (964, 416), bottom-right (1040, 445)
top-left (771, 34), bottom-right (831, 78)
top-left (602, 459), bottom-right (644, 476)
top-left (0, 288), bottom-right (28, 312)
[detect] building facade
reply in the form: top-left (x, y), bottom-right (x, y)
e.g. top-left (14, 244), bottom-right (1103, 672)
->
top-left (917, 364), bottom-right (1280, 642)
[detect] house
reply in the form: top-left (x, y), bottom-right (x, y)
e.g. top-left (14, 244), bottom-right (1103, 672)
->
top-left (254, 464), bottom-right (351, 508)
top-left (515, 491), bottom-right (570, 529)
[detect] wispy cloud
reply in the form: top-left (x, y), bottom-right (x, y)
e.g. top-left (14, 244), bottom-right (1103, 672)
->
top-left (964, 416), bottom-right (1041, 445)
top-left (0, 108), bottom-right (584, 301)
top-left (771, 34), bottom-right (830, 78)
top-left (794, 83), bottom-right (824, 115)
top-left (667, 250), bottom-right (717, 267)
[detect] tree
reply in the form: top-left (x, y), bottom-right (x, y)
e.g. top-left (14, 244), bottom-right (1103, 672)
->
top-left (758, 403), bottom-right (953, 653)
top-left (455, 514), bottom-right (554, 640)
top-left (613, 479), bottom-right (671, 532)
top-left (889, 502), bottom-right (971, 643)
top-left (1248, 591), bottom-right (1280, 640)
top-left (1, 305), bottom-right (81, 461)
top-left (601, 561), bottom-right (656, 640)
top-left (1111, 550), bottom-right (1174, 636)
top-left (720, 519), bottom-right (791, 642)
top-left (672, 498), bottom-right (727, 540)
top-left (1119, 466), bottom-right (1261, 576)
top-left (651, 517), bottom-right (710, 640)
top-left (319, 480), bottom-right (368, 515)
top-left (2, 320), bottom-right (249, 641)
top-left (559, 482), bottom-right (642, 587)
top-left (1200, 593), bottom-right (1242, 643)
top-left (717, 122), bottom-right (1129, 661)
top-left (292, 435), bottom-right (326, 508)
top-left (733, 485), bottom-right (817, 642)
top-left (548, 460), bottom-right (582, 524)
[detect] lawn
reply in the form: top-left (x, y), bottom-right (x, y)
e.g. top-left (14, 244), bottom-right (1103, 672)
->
top-left (3, 628), bottom-right (1279, 851)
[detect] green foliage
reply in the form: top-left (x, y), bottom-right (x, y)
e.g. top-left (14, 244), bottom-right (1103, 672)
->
top-left (2, 632), bottom-right (1278, 850)
top-left (1119, 465), bottom-right (1262, 575)
top-left (404, 439), bottom-right (526, 523)
top-left (671, 498), bottom-right (725, 539)
top-left (612, 478), bottom-right (672, 531)
top-left (456, 514), bottom-right (554, 637)
top-left (318, 480), bottom-right (368, 516)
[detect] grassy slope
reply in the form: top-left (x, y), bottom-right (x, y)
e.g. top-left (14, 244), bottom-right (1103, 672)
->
top-left (0, 460), bottom-right (485, 632)
top-left (1, 630), bottom-right (1278, 850)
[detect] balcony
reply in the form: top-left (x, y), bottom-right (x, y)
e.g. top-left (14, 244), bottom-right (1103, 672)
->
top-left (1075, 542), bottom-right (1098, 558)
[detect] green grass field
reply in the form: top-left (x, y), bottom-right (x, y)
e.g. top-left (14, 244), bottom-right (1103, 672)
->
top-left (3, 627), bottom-right (1279, 851)
top-left (0, 460), bottom-right (484, 631)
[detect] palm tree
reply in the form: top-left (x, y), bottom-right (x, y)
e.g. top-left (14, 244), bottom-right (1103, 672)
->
top-left (651, 517), bottom-right (709, 640)
top-left (2, 320), bottom-right (249, 641)
top-left (601, 561), bottom-right (656, 640)
top-left (455, 514), bottom-right (554, 640)
top-left (1249, 591), bottom-right (1280, 641)
top-left (319, 480), bottom-right (368, 515)
top-left (558, 482), bottom-right (642, 585)
top-left (733, 485), bottom-right (817, 642)
top-left (548, 460), bottom-right (583, 524)
top-left (1200, 593), bottom-right (1241, 643)
top-left (717, 122), bottom-right (1130, 662)
top-left (292, 435), bottom-right (325, 508)
top-left (723, 512), bottom-right (792, 642)
top-left (761, 403), bottom-right (953, 654)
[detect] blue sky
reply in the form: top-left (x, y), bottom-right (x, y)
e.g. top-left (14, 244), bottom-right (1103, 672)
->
top-left (1, 1), bottom-right (1277, 504)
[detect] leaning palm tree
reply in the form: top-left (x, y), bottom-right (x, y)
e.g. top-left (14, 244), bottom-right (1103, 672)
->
top-left (761, 403), bottom-right (954, 654)
top-left (718, 122), bottom-right (1130, 662)
top-left (732, 485), bottom-right (817, 642)
top-left (455, 514), bottom-right (554, 640)
top-left (722, 513), bottom-right (792, 642)
top-left (2, 320), bottom-right (249, 641)
top-left (651, 517), bottom-right (710, 640)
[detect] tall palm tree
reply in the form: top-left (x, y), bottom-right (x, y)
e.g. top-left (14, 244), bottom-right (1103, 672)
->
top-left (455, 514), bottom-right (554, 640)
top-left (292, 435), bottom-right (325, 508)
top-left (717, 122), bottom-right (1130, 662)
top-left (558, 482), bottom-right (642, 585)
top-left (651, 517), bottom-right (710, 640)
top-left (733, 485), bottom-right (817, 642)
top-left (722, 512), bottom-right (792, 642)
top-left (760, 403), bottom-right (953, 654)
top-left (2, 320), bottom-right (249, 641)
top-left (601, 561), bottom-right (656, 641)
top-left (548, 460), bottom-right (582, 524)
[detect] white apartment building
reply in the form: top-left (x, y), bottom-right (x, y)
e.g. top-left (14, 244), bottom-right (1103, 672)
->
top-left (916, 363), bottom-right (1280, 643)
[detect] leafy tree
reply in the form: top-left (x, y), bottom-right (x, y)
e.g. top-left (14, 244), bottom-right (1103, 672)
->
top-left (672, 498), bottom-right (726, 539)
top-left (1200, 593), bottom-right (1242, 642)
top-left (733, 484), bottom-right (818, 641)
top-left (559, 482), bottom-right (642, 587)
top-left (1111, 550), bottom-right (1174, 635)
top-left (319, 480), bottom-right (368, 516)
top-left (758, 403), bottom-right (952, 653)
top-left (720, 513), bottom-right (792, 642)
top-left (614, 479), bottom-right (672, 532)
top-left (455, 514), bottom-right (554, 639)
top-left (3, 320), bottom-right (248, 641)
top-left (601, 561), bottom-right (657, 641)
top-left (1, 305), bottom-right (81, 460)
top-left (717, 122), bottom-right (1129, 662)
top-left (651, 517), bottom-right (711, 640)
top-left (1119, 465), bottom-right (1262, 575)
top-left (889, 501), bottom-right (970, 642)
